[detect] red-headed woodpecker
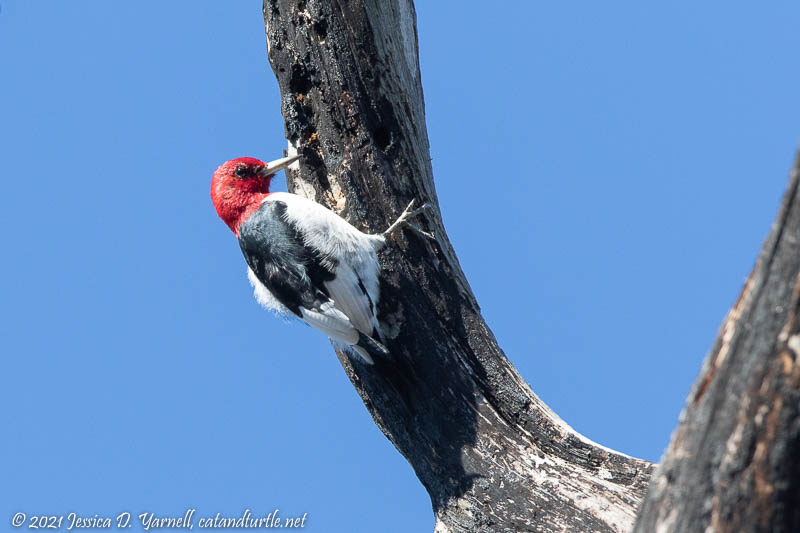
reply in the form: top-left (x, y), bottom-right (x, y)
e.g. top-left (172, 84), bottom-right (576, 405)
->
top-left (210, 155), bottom-right (428, 364)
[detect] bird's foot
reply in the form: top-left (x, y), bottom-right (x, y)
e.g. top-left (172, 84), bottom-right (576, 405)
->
top-left (382, 199), bottom-right (435, 240)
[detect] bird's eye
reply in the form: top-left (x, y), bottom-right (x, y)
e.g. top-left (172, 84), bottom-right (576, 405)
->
top-left (234, 166), bottom-right (248, 178)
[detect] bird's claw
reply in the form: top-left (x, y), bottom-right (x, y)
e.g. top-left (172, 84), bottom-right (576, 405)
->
top-left (382, 200), bottom-right (435, 240)
top-left (407, 202), bottom-right (431, 219)
top-left (405, 221), bottom-right (435, 240)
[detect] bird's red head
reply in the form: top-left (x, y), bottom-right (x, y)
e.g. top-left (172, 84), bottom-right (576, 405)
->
top-left (210, 155), bottom-right (299, 234)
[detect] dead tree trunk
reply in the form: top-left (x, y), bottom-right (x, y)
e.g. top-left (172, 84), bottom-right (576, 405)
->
top-left (632, 153), bottom-right (800, 532)
top-left (262, 1), bottom-right (653, 531)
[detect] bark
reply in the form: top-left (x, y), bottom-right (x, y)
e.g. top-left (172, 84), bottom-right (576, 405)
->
top-left (632, 153), bottom-right (800, 533)
top-left (262, 1), bottom-right (653, 532)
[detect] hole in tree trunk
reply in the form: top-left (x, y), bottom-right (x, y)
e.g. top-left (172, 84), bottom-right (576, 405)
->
top-left (373, 126), bottom-right (391, 150)
top-left (313, 19), bottom-right (328, 40)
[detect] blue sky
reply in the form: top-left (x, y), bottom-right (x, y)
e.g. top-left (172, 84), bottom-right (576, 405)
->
top-left (2, 2), bottom-right (799, 531)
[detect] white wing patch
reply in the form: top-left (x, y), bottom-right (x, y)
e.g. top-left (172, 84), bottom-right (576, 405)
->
top-left (300, 302), bottom-right (359, 345)
top-left (324, 264), bottom-right (376, 336)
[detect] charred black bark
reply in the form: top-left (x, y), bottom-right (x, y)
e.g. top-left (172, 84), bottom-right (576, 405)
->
top-left (262, 1), bottom-right (653, 531)
top-left (633, 154), bottom-right (800, 533)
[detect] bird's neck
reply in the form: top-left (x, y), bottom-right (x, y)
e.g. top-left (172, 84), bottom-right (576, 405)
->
top-left (222, 192), bottom-right (271, 236)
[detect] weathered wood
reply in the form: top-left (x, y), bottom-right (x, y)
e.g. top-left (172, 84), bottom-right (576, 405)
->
top-left (262, 1), bottom-right (653, 531)
top-left (633, 153), bottom-right (800, 533)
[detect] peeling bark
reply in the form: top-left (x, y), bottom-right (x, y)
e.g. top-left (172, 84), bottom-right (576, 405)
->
top-left (633, 153), bottom-right (800, 533)
top-left (262, 1), bottom-right (653, 531)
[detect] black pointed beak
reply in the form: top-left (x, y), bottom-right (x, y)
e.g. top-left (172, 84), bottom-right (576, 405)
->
top-left (259, 154), bottom-right (301, 176)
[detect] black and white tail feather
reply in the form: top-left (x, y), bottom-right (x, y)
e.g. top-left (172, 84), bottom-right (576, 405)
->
top-left (239, 192), bottom-right (429, 364)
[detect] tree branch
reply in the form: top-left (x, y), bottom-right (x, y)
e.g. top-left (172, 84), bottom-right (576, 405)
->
top-left (262, 1), bottom-right (653, 531)
top-left (633, 151), bottom-right (800, 532)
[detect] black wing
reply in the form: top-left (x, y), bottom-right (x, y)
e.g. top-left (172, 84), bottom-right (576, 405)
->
top-left (237, 200), bottom-right (337, 317)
